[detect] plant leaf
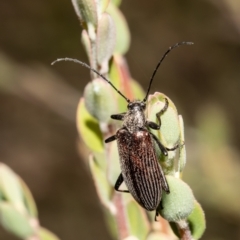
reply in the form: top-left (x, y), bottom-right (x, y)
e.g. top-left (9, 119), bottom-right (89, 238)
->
top-left (0, 202), bottom-right (35, 239)
top-left (107, 3), bottom-right (130, 54)
top-left (76, 98), bottom-right (104, 152)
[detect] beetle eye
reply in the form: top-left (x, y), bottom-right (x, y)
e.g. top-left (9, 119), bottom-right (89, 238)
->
top-left (141, 102), bottom-right (146, 109)
top-left (127, 102), bottom-right (132, 109)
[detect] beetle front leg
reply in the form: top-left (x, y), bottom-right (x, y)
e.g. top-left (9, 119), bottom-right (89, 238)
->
top-left (166, 143), bottom-right (179, 151)
top-left (146, 98), bottom-right (169, 130)
top-left (114, 173), bottom-right (129, 193)
top-left (111, 112), bottom-right (126, 121)
top-left (105, 135), bottom-right (117, 143)
top-left (156, 97), bottom-right (169, 127)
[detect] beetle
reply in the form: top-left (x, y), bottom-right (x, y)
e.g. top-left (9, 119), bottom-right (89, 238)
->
top-left (52, 41), bottom-right (193, 214)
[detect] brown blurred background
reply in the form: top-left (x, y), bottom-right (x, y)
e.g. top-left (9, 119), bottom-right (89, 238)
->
top-left (1, 0), bottom-right (240, 239)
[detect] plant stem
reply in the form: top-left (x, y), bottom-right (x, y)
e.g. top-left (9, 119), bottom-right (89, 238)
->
top-left (177, 220), bottom-right (193, 240)
top-left (113, 193), bottom-right (129, 239)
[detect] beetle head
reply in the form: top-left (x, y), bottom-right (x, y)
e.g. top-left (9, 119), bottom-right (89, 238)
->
top-left (127, 100), bottom-right (146, 111)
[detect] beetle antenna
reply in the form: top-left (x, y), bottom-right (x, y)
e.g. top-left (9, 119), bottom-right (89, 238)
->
top-left (51, 58), bottom-right (130, 103)
top-left (143, 41), bottom-right (194, 102)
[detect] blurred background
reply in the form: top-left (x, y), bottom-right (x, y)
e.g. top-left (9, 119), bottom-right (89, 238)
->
top-left (1, 0), bottom-right (240, 239)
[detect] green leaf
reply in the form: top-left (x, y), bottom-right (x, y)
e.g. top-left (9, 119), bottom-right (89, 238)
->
top-left (81, 30), bottom-right (92, 64)
top-left (99, 0), bottom-right (110, 13)
top-left (102, 208), bottom-right (118, 240)
top-left (72, 0), bottom-right (98, 29)
top-left (97, 13), bottom-right (116, 65)
top-left (147, 93), bottom-right (180, 147)
top-left (187, 201), bottom-right (206, 239)
top-left (19, 178), bottom-right (38, 218)
top-left (76, 98), bottom-right (104, 152)
top-left (0, 163), bottom-right (24, 209)
top-left (38, 227), bottom-right (60, 240)
top-left (107, 3), bottom-right (130, 54)
top-left (0, 202), bottom-right (35, 239)
top-left (108, 55), bottom-right (130, 113)
top-left (111, 0), bottom-right (122, 7)
top-left (83, 78), bottom-right (117, 122)
top-left (169, 201), bottom-right (206, 239)
top-left (126, 200), bottom-right (150, 240)
top-left (178, 115), bottom-right (187, 173)
top-left (147, 93), bottom-right (181, 172)
top-left (89, 155), bottom-right (112, 208)
top-left (106, 141), bottom-right (121, 187)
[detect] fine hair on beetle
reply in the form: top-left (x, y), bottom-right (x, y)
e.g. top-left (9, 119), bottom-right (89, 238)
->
top-left (52, 41), bottom-right (193, 218)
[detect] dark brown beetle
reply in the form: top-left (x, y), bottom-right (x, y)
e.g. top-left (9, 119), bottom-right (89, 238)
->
top-left (52, 42), bottom-right (193, 215)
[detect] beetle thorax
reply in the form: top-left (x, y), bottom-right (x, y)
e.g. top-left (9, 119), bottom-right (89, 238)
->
top-left (122, 100), bottom-right (146, 133)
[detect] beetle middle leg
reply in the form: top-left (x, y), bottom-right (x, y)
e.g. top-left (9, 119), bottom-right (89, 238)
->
top-left (151, 132), bottom-right (180, 155)
top-left (114, 173), bottom-right (129, 193)
top-left (150, 132), bottom-right (168, 156)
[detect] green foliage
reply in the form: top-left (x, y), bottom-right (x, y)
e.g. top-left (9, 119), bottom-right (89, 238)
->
top-left (159, 176), bottom-right (195, 222)
top-left (72, 1), bottom-right (206, 240)
top-left (106, 2), bottom-right (130, 54)
top-left (77, 98), bottom-right (104, 152)
top-left (187, 201), bottom-right (206, 239)
top-left (147, 93), bottom-right (182, 174)
top-left (84, 78), bottom-right (117, 122)
top-left (0, 163), bottom-right (60, 240)
top-left (0, 202), bottom-right (35, 239)
top-left (0, 1), bottom-right (206, 240)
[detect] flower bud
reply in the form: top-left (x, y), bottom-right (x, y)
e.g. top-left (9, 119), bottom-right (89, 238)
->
top-left (159, 175), bottom-right (194, 222)
top-left (84, 78), bottom-right (116, 123)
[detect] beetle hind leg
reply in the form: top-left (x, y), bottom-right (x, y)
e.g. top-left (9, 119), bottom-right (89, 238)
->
top-left (155, 200), bottom-right (164, 221)
top-left (114, 173), bottom-right (129, 193)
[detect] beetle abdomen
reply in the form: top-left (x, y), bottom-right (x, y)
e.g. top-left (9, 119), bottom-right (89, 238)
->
top-left (116, 128), bottom-right (163, 211)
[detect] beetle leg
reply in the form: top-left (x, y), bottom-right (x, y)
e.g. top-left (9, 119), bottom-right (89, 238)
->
top-left (156, 97), bottom-right (169, 127)
top-left (159, 200), bottom-right (164, 210)
top-left (114, 173), bottom-right (129, 193)
top-left (166, 143), bottom-right (179, 151)
top-left (154, 200), bottom-right (164, 221)
top-left (150, 132), bottom-right (168, 156)
top-left (155, 211), bottom-right (159, 221)
top-left (105, 135), bottom-right (116, 143)
top-left (146, 121), bottom-right (159, 130)
top-left (167, 141), bottom-right (185, 152)
top-left (147, 98), bottom-right (169, 129)
top-left (158, 165), bottom-right (170, 193)
top-left (111, 112), bottom-right (126, 121)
